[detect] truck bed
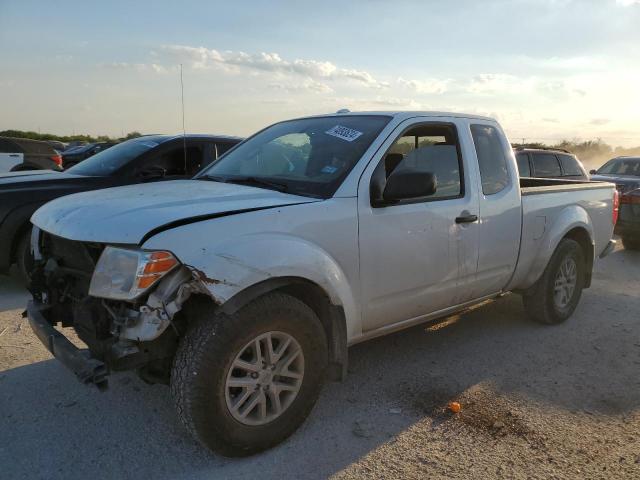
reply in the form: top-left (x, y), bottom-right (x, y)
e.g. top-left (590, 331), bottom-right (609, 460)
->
top-left (520, 177), bottom-right (613, 194)
top-left (507, 177), bottom-right (616, 292)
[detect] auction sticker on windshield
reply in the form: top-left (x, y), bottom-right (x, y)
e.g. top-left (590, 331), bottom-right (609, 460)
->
top-left (325, 125), bottom-right (363, 142)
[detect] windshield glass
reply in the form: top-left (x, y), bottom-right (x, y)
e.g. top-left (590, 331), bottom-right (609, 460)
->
top-left (197, 115), bottom-right (391, 198)
top-left (67, 137), bottom-right (162, 176)
top-left (597, 158), bottom-right (640, 176)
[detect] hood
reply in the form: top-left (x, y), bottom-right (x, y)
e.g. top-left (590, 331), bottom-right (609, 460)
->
top-left (32, 179), bottom-right (319, 244)
top-left (0, 170), bottom-right (95, 190)
top-left (590, 174), bottom-right (640, 194)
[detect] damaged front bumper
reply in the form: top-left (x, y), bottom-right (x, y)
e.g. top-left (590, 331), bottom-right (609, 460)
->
top-left (27, 300), bottom-right (109, 390)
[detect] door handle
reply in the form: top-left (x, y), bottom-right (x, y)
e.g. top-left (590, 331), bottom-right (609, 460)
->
top-left (455, 214), bottom-right (478, 224)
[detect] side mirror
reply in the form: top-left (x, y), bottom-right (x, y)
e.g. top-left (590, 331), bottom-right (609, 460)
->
top-left (382, 170), bottom-right (437, 204)
top-left (589, 169), bottom-right (597, 175)
top-left (139, 166), bottom-right (167, 180)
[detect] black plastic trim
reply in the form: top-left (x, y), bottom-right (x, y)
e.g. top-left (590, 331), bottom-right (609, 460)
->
top-left (27, 301), bottom-right (109, 390)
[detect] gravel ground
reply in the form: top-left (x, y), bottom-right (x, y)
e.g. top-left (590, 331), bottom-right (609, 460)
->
top-left (1, 244), bottom-right (639, 479)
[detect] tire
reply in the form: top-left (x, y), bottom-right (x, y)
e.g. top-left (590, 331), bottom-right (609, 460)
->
top-left (15, 229), bottom-right (34, 285)
top-left (10, 164), bottom-right (34, 172)
top-left (522, 238), bottom-right (586, 325)
top-left (621, 236), bottom-right (640, 251)
top-left (170, 292), bottom-right (328, 457)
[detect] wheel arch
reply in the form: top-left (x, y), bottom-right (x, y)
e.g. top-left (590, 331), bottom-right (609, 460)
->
top-left (218, 276), bottom-right (348, 381)
top-left (562, 226), bottom-right (594, 288)
top-left (512, 204), bottom-right (595, 291)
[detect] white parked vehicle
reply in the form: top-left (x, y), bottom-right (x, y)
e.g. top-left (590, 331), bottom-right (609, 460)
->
top-left (0, 151), bottom-right (23, 171)
top-left (27, 111), bottom-right (617, 456)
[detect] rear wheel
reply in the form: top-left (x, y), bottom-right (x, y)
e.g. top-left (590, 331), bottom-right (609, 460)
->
top-left (621, 236), bottom-right (640, 251)
top-left (522, 238), bottom-right (586, 325)
top-left (170, 292), bottom-right (328, 456)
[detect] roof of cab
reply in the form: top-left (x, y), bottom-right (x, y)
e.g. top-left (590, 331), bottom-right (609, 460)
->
top-left (297, 110), bottom-right (496, 122)
top-left (131, 133), bottom-right (244, 144)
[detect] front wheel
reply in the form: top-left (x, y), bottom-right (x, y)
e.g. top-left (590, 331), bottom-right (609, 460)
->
top-left (15, 228), bottom-right (34, 285)
top-left (522, 238), bottom-right (586, 325)
top-left (170, 292), bottom-right (328, 456)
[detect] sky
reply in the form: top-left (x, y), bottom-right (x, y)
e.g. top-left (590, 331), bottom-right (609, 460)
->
top-left (1, 0), bottom-right (639, 146)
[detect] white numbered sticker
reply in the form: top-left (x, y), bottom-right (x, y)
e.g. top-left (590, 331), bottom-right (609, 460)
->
top-left (325, 125), bottom-right (363, 142)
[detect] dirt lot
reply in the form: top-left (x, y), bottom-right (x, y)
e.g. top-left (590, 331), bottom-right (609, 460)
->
top-left (1, 244), bottom-right (639, 479)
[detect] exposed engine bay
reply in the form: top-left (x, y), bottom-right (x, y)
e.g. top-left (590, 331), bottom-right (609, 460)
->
top-left (29, 229), bottom-right (207, 387)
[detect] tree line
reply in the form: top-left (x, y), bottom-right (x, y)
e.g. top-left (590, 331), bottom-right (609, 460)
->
top-left (0, 130), bottom-right (142, 143)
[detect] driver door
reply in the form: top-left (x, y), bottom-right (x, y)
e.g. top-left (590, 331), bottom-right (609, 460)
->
top-left (358, 118), bottom-right (480, 332)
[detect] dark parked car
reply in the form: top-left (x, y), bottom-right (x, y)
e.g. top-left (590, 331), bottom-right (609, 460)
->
top-left (0, 137), bottom-right (63, 172)
top-left (514, 148), bottom-right (589, 181)
top-left (46, 140), bottom-right (68, 152)
top-left (0, 133), bottom-right (242, 281)
top-left (62, 141), bottom-right (118, 169)
top-left (590, 156), bottom-right (640, 250)
top-left (64, 141), bottom-right (88, 151)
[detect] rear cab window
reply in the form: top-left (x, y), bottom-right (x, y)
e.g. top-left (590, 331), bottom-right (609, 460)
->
top-left (557, 154), bottom-right (584, 176)
top-left (532, 153), bottom-right (562, 177)
top-left (470, 124), bottom-right (510, 195)
top-left (516, 153), bottom-right (531, 177)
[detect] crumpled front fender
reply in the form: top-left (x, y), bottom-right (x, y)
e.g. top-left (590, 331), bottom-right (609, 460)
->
top-left (144, 231), bottom-right (361, 340)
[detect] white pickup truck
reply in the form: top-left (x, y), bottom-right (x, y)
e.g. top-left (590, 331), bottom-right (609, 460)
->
top-left (27, 111), bottom-right (617, 456)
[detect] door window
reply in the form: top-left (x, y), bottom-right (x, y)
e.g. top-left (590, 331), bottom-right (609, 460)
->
top-left (382, 124), bottom-right (462, 200)
top-left (532, 153), bottom-right (562, 177)
top-left (139, 144), bottom-right (204, 177)
top-left (216, 142), bottom-right (236, 157)
top-left (470, 124), bottom-right (510, 195)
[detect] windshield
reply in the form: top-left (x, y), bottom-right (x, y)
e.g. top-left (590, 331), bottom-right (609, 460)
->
top-left (67, 137), bottom-right (162, 176)
top-left (597, 158), bottom-right (640, 176)
top-left (197, 115), bottom-right (391, 198)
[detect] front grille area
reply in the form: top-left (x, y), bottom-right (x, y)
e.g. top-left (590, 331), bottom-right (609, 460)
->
top-left (43, 233), bottom-right (104, 275)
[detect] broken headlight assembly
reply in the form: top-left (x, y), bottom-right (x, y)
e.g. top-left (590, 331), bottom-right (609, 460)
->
top-left (89, 246), bottom-right (179, 301)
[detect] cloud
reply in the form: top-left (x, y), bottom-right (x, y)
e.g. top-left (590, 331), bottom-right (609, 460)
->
top-left (397, 77), bottom-right (450, 94)
top-left (368, 96), bottom-right (422, 108)
top-left (327, 96), bottom-right (423, 110)
top-left (268, 79), bottom-right (333, 94)
top-left (511, 55), bottom-right (605, 72)
top-left (589, 118), bottom-right (611, 126)
top-left (466, 74), bottom-right (531, 95)
top-left (616, 0), bottom-right (640, 5)
top-left (157, 45), bottom-right (387, 88)
top-left (101, 62), bottom-right (171, 74)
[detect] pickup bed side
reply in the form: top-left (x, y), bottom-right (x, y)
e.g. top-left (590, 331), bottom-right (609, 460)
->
top-left (508, 179), bottom-right (615, 291)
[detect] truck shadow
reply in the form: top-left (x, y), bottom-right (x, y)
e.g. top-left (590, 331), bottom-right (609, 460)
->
top-left (1, 249), bottom-right (639, 479)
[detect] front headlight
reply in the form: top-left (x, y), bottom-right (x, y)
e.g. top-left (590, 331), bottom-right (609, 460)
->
top-left (89, 246), bottom-right (179, 301)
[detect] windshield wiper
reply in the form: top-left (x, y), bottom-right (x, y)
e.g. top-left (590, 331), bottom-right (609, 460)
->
top-left (197, 174), bottom-right (291, 193)
top-left (197, 174), bottom-right (228, 183)
top-left (221, 176), bottom-right (289, 193)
